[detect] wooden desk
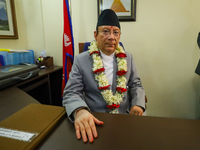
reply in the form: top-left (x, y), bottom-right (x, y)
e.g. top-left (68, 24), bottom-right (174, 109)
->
top-left (1, 87), bottom-right (200, 150)
top-left (1, 67), bottom-right (200, 149)
top-left (35, 112), bottom-right (200, 150)
top-left (0, 87), bottom-right (40, 121)
top-left (5, 66), bottom-right (63, 106)
top-left (0, 66), bottom-right (62, 121)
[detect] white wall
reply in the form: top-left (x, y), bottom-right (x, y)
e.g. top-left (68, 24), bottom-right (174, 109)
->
top-left (0, 0), bottom-right (200, 120)
top-left (21, 0), bottom-right (45, 59)
top-left (40, 0), bottom-right (63, 65)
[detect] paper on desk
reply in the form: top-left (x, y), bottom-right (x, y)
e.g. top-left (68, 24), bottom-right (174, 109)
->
top-left (0, 127), bottom-right (38, 142)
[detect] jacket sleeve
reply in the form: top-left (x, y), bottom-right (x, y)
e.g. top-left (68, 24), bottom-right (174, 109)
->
top-left (62, 56), bottom-right (90, 122)
top-left (127, 54), bottom-right (146, 112)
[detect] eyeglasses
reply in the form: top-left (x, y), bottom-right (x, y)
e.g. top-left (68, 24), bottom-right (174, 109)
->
top-left (98, 29), bottom-right (121, 37)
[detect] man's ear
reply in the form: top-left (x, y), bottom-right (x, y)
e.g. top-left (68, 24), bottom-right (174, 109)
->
top-left (94, 31), bottom-right (97, 41)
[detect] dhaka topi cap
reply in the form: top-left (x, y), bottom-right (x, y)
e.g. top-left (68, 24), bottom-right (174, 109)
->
top-left (96, 9), bottom-right (120, 30)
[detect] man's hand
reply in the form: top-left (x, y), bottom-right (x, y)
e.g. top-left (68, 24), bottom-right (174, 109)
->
top-left (74, 109), bottom-right (103, 143)
top-left (129, 106), bottom-right (143, 116)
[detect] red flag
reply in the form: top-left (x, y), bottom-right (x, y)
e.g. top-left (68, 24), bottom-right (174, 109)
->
top-left (62, 0), bottom-right (74, 95)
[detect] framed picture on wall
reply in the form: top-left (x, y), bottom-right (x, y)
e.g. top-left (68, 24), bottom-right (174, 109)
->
top-left (0, 0), bottom-right (18, 39)
top-left (98, 0), bottom-right (136, 22)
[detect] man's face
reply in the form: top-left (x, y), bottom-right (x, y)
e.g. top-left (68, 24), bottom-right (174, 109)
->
top-left (94, 26), bottom-right (121, 55)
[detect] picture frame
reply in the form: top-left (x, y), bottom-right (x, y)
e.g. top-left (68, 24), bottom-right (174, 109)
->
top-left (98, 0), bottom-right (136, 22)
top-left (0, 0), bottom-right (18, 39)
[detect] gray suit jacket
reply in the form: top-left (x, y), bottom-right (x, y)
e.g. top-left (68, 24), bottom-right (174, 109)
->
top-left (63, 50), bottom-right (146, 121)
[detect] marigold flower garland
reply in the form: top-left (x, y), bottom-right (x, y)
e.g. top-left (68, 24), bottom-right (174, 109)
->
top-left (88, 41), bottom-right (128, 113)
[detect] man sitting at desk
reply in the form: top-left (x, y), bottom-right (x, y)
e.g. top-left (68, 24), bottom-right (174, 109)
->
top-left (63, 9), bottom-right (146, 143)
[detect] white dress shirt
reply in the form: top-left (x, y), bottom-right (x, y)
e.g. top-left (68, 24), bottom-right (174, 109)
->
top-left (99, 50), bottom-right (115, 88)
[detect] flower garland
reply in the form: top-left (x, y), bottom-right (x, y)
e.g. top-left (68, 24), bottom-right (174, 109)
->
top-left (88, 41), bottom-right (128, 113)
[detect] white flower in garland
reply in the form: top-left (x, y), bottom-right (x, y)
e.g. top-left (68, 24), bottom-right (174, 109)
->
top-left (89, 41), bottom-right (128, 113)
top-left (117, 76), bottom-right (126, 89)
top-left (95, 73), bottom-right (109, 87)
top-left (92, 55), bottom-right (103, 71)
top-left (117, 58), bottom-right (127, 71)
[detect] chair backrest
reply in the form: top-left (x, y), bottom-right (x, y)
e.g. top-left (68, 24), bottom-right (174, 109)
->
top-left (78, 42), bottom-right (125, 53)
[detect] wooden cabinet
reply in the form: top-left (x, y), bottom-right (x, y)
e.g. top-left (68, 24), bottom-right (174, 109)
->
top-left (16, 66), bottom-right (63, 106)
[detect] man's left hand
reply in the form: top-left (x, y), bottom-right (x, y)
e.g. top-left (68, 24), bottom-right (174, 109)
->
top-left (129, 106), bottom-right (143, 116)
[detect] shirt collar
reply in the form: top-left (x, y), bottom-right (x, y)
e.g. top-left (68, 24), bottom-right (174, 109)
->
top-left (99, 50), bottom-right (115, 60)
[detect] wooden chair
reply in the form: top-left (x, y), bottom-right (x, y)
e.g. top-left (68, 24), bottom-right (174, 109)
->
top-left (79, 43), bottom-right (85, 54)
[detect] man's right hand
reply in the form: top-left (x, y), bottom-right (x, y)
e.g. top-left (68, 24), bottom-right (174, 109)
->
top-left (74, 109), bottom-right (103, 143)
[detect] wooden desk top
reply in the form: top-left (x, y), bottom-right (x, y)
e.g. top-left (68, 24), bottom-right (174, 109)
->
top-left (14, 66), bottom-right (63, 87)
top-left (0, 87), bottom-right (40, 121)
top-left (38, 66), bottom-right (63, 76)
top-left (36, 112), bottom-right (200, 150)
